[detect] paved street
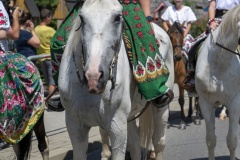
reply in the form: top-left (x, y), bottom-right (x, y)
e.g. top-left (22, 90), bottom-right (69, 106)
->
top-left (0, 84), bottom-right (240, 160)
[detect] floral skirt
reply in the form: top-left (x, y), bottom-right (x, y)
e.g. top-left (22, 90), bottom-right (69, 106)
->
top-left (0, 51), bottom-right (45, 144)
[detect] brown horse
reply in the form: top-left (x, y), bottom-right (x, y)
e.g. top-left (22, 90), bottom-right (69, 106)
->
top-left (166, 21), bottom-right (201, 129)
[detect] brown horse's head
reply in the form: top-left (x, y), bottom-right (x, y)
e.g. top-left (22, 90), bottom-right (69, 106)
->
top-left (167, 21), bottom-right (185, 61)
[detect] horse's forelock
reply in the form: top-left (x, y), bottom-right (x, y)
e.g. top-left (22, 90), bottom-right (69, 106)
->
top-left (220, 5), bottom-right (240, 36)
top-left (82, 0), bottom-right (121, 11)
top-left (169, 21), bottom-right (183, 34)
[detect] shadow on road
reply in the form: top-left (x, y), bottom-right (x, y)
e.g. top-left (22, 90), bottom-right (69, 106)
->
top-left (191, 156), bottom-right (239, 160)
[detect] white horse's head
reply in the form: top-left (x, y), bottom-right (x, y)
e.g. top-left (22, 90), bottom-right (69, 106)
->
top-left (80, 0), bottom-right (123, 94)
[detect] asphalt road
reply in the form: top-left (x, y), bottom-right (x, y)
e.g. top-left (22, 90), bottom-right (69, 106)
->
top-left (49, 107), bottom-right (240, 160)
top-left (1, 85), bottom-right (240, 160)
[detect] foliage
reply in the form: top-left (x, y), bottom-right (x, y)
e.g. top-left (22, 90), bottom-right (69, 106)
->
top-left (190, 18), bottom-right (208, 38)
top-left (34, 0), bottom-right (58, 10)
top-left (183, 0), bottom-right (196, 8)
top-left (34, 0), bottom-right (59, 29)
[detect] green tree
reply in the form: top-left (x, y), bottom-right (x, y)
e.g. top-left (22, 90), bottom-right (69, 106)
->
top-left (34, 0), bottom-right (58, 11)
top-left (34, 0), bottom-right (59, 29)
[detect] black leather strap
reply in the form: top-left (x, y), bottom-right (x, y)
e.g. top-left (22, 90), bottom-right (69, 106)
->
top-left (146, 16), bottom-right (153, 22)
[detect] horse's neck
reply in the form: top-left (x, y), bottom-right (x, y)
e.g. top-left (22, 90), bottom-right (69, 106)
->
top-left (207, 27), bottom-right (239, 65)
top-left (117, 40), bottom-right (133, 84)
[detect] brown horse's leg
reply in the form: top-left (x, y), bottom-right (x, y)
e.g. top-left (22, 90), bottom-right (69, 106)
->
top-left (178, 85), bottom-right (186, 130)
top-left (33, 112), bottom-right (49, 160)
top-left (13, 130), bottom-right (33, 160)
top-left (185, 97), bottom-right (193, 123)
top-left (187, 97), bottom-right (193, 117)
top-left (194, 97), bottom-right (201, 125)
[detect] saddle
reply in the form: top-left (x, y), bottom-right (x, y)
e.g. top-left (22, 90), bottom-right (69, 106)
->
top-left (188, 37), bottom-right (207, 69)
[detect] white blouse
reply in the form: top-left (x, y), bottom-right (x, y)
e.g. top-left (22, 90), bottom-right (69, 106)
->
top-left (208, 0), bottom-right (240, 10)
top-left (161, 6), bottom-right (197, 30)
top-left (0, 1), bottom-right (10, 51)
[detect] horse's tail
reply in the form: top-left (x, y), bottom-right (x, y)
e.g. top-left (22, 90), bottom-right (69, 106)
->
top-left (139, 105), bottom-right (154, 158)
top-left (16, 130), bottom-right (33, 160)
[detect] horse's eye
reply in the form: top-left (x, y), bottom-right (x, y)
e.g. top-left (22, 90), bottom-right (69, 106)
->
top-left (114, 15), bottom-right (122, 23)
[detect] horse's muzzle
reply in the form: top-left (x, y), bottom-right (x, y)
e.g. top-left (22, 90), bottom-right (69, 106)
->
top-left (85, 71), bottom-right (106, 94)
top-left (174, 55), bottom-right (182, 61)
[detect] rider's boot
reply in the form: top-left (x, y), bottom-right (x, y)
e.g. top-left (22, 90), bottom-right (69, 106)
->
top-left (151, 89), bottom-right (174, 108)
top-left (183, 64), bottom-right (195, 90)
top-left (182, 71), bottom-right (195, 90)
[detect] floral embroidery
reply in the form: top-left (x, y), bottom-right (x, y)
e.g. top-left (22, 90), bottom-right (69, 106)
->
top-left (0, 8), bottom-right (9, 27)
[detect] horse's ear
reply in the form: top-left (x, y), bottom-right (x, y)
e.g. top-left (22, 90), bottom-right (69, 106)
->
top-left (180, 21), bottom-right (185, 28)
top-left (166, 20), bottom-right (172, 28)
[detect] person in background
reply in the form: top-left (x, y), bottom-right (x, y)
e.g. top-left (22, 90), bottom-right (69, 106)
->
top-left (35, 9), bottom-right (56, 97)
top-left (182, 0), bottom-right (240, 91)
top-left (35, 8), bottom-right (64, 111)
top-left (14, 12), bottom-right (40, 59)
top-left (161, 0), bottom-right (197, 58)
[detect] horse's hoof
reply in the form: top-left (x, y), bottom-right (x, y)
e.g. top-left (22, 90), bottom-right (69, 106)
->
top-left (149, 150), bottom-right (156, 159)
top-left (194, 119), bottom-right (201, 125)
top-left (219, 114), bottom-right (227, 120)
top-left (178, 124), bottom-right (186, 130)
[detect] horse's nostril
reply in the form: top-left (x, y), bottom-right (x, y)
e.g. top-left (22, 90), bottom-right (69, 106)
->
top-left (98, 71), bottom-right (104, 82)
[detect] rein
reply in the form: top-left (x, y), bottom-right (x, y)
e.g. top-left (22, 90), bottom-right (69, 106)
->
top-left (127, 102), bottom-right (150, 122)
top-left (210, 30), bottom-right (240, 56)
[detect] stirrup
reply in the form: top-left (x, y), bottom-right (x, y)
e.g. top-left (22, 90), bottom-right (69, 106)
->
top-left (151, 89), bottom-right (174, 108)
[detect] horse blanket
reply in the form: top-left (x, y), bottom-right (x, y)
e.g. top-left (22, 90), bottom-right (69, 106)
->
top-left (51, 1), bottom-right (170, 100)
top-left (0, 51), bottom-right (45, 144)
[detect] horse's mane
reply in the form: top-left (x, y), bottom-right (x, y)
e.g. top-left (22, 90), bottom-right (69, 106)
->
top-left (219, 5), bottom-right (240, 36)
top-left (169, 21), bottom-right (183, 34)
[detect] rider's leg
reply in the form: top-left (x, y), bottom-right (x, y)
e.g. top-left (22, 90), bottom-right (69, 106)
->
top-left (183, 34), bottom-right (208, 90)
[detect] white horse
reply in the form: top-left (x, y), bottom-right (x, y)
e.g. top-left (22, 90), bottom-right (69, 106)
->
top-left (58, 0), bottom-right (174, 160)
top-left (195, 5), bottom-right (240, 160)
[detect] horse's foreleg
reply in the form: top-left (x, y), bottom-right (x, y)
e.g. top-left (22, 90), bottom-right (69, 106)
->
top-left (33, 113), bottom-right (49, 160)
top-left (127, 120), bottom-right (141, 160)
top-left (66, 112), bottom-right (90, 160)
top-left (199, 98), bottom-right (216, 160)
top-left (151, 105), bottom-right (168, 160)
top-left (109, 115), bottom-right (127, 160)
top-left (178, 86), bottom-right (186, 129)
top-left (99, 127), bottom-right (111, 160)
top-left (185, 97), bottom-right (194, 124)
top-left (188, 97), bottom-right (193, 118)
top-left (226, 105), bottom-right (239, 160)
top-left (194, 97), bottom-right (201, 125)
top-left (13, 130), bottom-right (33, 160)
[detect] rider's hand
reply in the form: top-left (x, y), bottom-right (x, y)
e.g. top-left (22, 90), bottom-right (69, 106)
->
top-left (209, 21), bottom-right (218, 31)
